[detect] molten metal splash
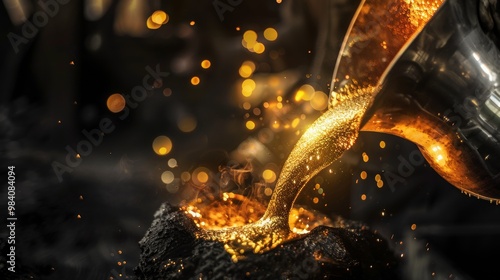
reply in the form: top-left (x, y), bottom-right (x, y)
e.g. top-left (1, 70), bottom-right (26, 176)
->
top-left (194, 92), bottom-right (373, 262)
top-left (183, 192), bottom-right (335, 234)
top-left (186, 0), bottom-right (445, 261)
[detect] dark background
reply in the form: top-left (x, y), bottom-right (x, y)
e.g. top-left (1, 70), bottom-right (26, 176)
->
top-left (1, 0), bottom-right (500, 279)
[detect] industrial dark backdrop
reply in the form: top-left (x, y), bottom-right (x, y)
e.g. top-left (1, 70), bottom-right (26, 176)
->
top-left (1, 0), bottom-right (500, 279)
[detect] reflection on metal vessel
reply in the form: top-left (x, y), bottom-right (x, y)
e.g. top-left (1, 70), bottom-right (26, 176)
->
top-left (331, 0), bottom-right (500, 201)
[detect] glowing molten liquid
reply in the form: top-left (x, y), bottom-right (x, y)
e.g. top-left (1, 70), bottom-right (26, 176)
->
top-left (201, 90), bottom-right (373, 261)
top-left (194, 0), bottom-right (445, 261)
top-left (185, 193), bottom-right (336, 234)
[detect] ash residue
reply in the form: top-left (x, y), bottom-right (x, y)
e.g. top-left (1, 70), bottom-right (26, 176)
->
top-left (135, 202), bottom-right (401, 280)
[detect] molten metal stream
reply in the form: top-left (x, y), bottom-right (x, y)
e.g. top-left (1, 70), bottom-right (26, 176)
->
top-left (203, 92), bottom-right (372, 261)
top-left (200, 0), bottom-right (445, 260)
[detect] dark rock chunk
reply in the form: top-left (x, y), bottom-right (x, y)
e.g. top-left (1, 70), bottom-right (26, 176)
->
top-left (135, 203), bottom-right (401, 280)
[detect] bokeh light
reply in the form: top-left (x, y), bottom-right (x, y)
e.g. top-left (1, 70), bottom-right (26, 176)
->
top-left (181, 172), bottom-right (191, 182)
top-left (241, 79), bottom-right (256, 97)
top-left (294, 84), bottom-right (315, 101)
top-left (163, 88), bottom-right (172, 96)
top-left (262, 169), bottom-right (277, 183)
top-left (246, 120), bottom-right (256, 130)
top-left (166, 183), bottom-right (179, 194)
top-left (253, 42), bottom-right (265, 54)
top-left (152, 136), bottom-right (173, 156)
top-left (151, 10), bottom-right (169, 25)
top-left (178, 116), bottom-right (197, 133)
top-left (239, 61), bottom-right (256, 78)
top-left (197, 172), bottom-right (208, 183)
top-left (310, 91), bottom-right (328, 111)
top-left (191, 76), bottom-right (200, 85)
top-left (146, 18), bottom-right (161, 29)
top-left (168, 158), bottom-right (178, 168)
top-left (106, 93), bottom-right (126, 113)
top-left (243, 30), bottom-right (257, 43)
top-left (161, 171), bottom-right (175, 184)
top-left (242, 29), bottom-right (267, 54)
top-left (362, 152), bottom-right (369, 162)
top-left (242, 102), bottom-right (252, 110)
top-left (263, 27), bottom-right (278, 41)
top-left (264, 188), bottom-right (273, 196)
top-left (377, 180), bottom-right (384, 188)
top-left (201, 60), bottom-right (211, 69)
top-left (192, 167), bottom-right (210, 185)
top-left (380, 141), bottom-right (386, 149)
